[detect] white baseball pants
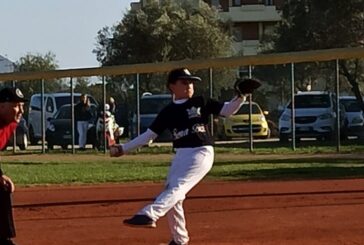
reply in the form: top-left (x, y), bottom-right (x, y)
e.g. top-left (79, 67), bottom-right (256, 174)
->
top-left (139, 145), bottom-right (214, 245)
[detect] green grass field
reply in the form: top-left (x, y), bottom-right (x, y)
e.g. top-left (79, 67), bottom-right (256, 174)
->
top-left (1, 144), bottom-right (364, 186)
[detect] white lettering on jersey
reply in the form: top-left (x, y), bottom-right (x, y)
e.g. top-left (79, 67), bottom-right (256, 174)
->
top-left (186, 106), bottom-right (201, 119)
top-left (173, 128), bottom-right (189, 140)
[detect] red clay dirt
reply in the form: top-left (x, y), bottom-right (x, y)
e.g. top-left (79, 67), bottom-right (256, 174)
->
top-left (12, 179), bottom-right (364, 245)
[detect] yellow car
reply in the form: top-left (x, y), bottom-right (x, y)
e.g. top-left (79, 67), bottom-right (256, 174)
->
top-left (216, 102), bottom-right (270, 140)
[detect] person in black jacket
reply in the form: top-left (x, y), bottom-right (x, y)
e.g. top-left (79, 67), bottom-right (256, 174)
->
top-left (74, 94), bottom-right (93, 150)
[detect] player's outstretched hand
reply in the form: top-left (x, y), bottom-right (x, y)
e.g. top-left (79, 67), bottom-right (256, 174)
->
top-left (110, 144), bottom-right (124, 157)
top-left (234, 78), bottom-right (262, 96)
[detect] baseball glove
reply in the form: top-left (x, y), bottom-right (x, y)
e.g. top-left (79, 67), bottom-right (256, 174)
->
top-left (234, 78), bottom-right (262, 95)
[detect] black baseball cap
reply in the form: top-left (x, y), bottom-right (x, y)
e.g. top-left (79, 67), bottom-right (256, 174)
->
top-left (0, 87), bottom-right (28, 103)
top-left (167, 68), bottom-right (202, 85)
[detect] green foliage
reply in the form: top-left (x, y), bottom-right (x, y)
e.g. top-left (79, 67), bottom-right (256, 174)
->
top-left (2, 154), bottom-right (364, 185)
top-left (13, 52), bottom-right (66, 102)
top-left (16, 52), bottom-right (58, 72)
top-left (272, 0), bottom-right (363, 52)
top-left (94, 0), bottom-right (231, 65)
top-left (93, 0), bottom-right (233, 100)
top-left (261, 0), bottom-right (364, 106)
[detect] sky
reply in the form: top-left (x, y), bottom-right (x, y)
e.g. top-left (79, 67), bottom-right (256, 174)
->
top-left (0, 0), bottom-right (135, 69)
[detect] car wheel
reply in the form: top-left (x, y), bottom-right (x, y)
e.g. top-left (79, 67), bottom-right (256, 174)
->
top-left (321, 133), bottom-right (334, 141)
top-left (263, 129), bottom-right (271, 139)
top-left (279, 133), bottom-right (289, 142)
top-left (18, 134), bottom-right (28, 150)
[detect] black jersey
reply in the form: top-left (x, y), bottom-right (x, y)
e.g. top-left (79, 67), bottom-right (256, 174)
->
top-left (149, 96), bottom-right (223, 148)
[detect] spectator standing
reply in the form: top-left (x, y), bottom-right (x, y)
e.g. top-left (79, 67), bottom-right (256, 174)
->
top-left (74, 94), bottom-right (93, 150)
top-left (0, 87), bottom-right (27, 245)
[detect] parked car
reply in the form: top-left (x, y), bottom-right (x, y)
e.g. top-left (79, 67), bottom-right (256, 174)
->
top-left (216, 102), bottom-right (270, 140)
top-left (45, 104), bottom-right (98, 150)
top-left (6, 117), bottom-right (29, 150)
top-left (130, 93), bottom-right (173, 142)
top-left (279, 91), bottom-right (346, 142)
top-left (340, 96), bottom-right (364, 138)
top-left (28, 92), bottom-right (98, 145)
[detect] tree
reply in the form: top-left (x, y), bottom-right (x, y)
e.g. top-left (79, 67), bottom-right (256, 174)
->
top-left (14, 52), bottom-right (66, 98)
top-left (262, 0), bottom-right (364, 108)
top-left (93, 0), bottom-right (233, 95)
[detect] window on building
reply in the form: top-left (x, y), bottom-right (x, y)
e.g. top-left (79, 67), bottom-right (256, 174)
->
top-left (243, 0), bottom-right (261, 4)
top-left (233, 0), bottom-right (241, 6)
top-left (232, 27), bottom-right (243, 42)
top-left (241, 23), bottom-right (259, 40)
top-left (274, 0), bottom-right (284, 10)
top-left (220, 0), bottom-right (229, 11)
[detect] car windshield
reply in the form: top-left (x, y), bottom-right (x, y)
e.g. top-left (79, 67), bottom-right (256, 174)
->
top-left (341, 99), bottom-right (362, 112)
top-left (236, 104), bottom-right (261, 114)
top-left (55, 106), bottom-right (72, 119)
top-left (140, 97), bottom-right (171, 114)
top-left (55, 96), bottom-right (79, 109)
top-left (55, 104), bottom-right (97, 119)
top-left (288, 94), bottom-right (331, 109)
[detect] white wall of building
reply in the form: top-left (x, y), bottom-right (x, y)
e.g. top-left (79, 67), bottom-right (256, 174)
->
top-left (0, 55), bottom-right (15, 73)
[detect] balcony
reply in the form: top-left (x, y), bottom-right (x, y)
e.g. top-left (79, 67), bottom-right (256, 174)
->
top-left (219, 4), bottom-right (281, 22)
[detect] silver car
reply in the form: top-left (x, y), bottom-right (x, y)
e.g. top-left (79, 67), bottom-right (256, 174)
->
top-left (340, 96), bottom-right (364, 138)
top-left (279, 91), bottom-right (346, 141)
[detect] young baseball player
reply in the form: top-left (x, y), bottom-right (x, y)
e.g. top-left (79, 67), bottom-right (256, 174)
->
top-left (110, 68), bottom-right (260, 245)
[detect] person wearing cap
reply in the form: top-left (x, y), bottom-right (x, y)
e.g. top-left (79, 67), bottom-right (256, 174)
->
top-left (109, 67), bottom-right (247, 245)
top-left (0, 87), bottom-right (27, 245)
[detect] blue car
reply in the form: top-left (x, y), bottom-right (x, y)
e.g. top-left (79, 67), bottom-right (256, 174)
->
top-left (130, 93), bottom-right (173, 142)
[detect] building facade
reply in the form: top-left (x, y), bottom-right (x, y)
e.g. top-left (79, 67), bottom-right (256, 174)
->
top-left (206, 0), bottom-right (283, 55)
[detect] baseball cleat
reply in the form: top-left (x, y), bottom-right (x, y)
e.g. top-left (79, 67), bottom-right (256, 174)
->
top-left (123, 214), bottom-right (156, 228)
top-left (0, 238), bottom-right (17, 245)
top-left (168, 240), bottom-right (187, 245)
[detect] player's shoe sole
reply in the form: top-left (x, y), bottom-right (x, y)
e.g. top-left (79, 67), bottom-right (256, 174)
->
top-left (123, 214), bottom-right (156, 228)
top-left (168, 240), bottom-right (188, 245)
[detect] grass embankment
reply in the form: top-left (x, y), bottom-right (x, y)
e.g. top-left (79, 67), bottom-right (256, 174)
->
top-left (1, 144), bottom-right (364, 186)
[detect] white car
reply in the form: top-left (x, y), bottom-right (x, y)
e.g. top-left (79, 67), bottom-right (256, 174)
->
top-left (340, 96), bottom-right (364, 138)
top-left (279, 91), bottom-right (346, 141)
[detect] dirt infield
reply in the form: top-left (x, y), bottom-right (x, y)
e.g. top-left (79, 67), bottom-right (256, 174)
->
top-left (9, 178), bottom-right (364, 245)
